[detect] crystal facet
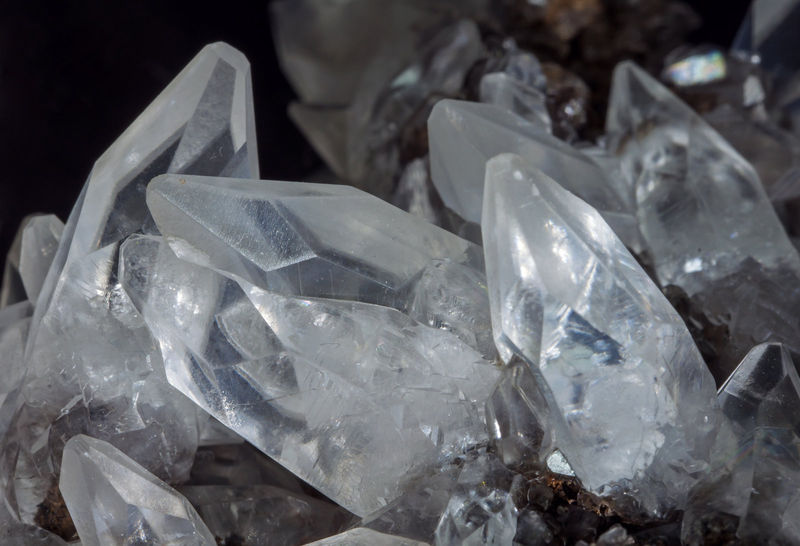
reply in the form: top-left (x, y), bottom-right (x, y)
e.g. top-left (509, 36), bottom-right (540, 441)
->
top-left (305, 528), bottom-right (428, 546)
top-left (482, 153), bottom-right (723, 516)
top-left (59, 435), bottom-right (216, 546)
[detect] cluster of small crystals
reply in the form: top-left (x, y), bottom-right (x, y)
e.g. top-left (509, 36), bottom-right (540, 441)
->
top-left (3, 0), bottom-right (800, 545)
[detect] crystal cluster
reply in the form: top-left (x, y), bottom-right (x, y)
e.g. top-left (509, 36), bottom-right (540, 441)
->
top-left (3, 1), bottom-right (800, 544)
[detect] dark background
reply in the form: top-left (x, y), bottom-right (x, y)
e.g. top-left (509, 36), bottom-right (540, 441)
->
top-left (0, 0), bottom-right (750, 266)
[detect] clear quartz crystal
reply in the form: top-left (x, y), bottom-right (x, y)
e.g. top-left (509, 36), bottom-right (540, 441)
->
top-left (479, 72), bottom-right (552, 132)
top-left (428, 100), bottom-right (638, 249)
top-left (683, 344), bottom-right (800, 544)
top-left (1, 42), bottom-right (258, 524)
top-left (59, 434), bottom-right (216, 546)
top-left (18, 215), bottom-right (64, 304)
top-left (482, 153), bottom-right (723, 516)
top-left (119, 234), bottom-right (500, 517)
top-left (606, 60), bottom-right (800, 294)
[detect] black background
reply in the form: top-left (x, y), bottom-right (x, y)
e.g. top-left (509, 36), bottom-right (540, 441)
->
top-left (0, 0), bottom-right (750, 266)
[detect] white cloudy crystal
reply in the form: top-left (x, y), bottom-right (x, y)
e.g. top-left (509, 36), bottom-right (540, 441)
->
top-left (606, 60), bottom-right (800, 294)
top-left (305, 528), bottom-right (428, 546)
top-left (428, 100), bottom-right (638, 248)
top-left (60, 435), bottom-right (215, 546)
top-left (120, 234), bottom-right (500, 517)
top-left (482, 153), bottom-right (723, 516)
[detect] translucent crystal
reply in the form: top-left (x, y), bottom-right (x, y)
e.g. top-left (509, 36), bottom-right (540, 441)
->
top-left (0, 524), bottom-right (69, 546)
top-left (3, 42), bottom-right (257, 524)
top-left (305, 528), bottom-right (428, 546)
top-left (119, 234), bottom-right (500, 517)
top-left (482, 153), bottom-right (723, 516)
top-left (391, 157), bottom-right (443, 226)
top-left (59, 435), bottom-right (216, 546)
top-left (146, 174), bottom-right (493, 358)
top-left (0, 214), bottom-right (60, 308)
top-left (286, 18), bottom-right (483, 192)
top-left (606, 60), bottom-right (800, 294)
top-left (428, 100), bottom-right (638, 248)
top-left (179, 485), bottom-right (353, 545)
top-left (18, 215), bottom-right (64, 304)
top-left (683, 344), bottom-right (800, 543)
top-left (479, 73), bottom-right (551, 132)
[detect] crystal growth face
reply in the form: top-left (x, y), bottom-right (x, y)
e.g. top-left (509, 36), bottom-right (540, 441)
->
top-left (482, 153), bottom-right (722, 516)
top-left (146, 173), bottom-right (494, 359)
top-left (606, 60), bottom-right (800, 294)
top-left (119, 234), bottom-right (500, 517)
top-left (59, 435), bottom-right (216, 546)
top-left (428, 100), bottom-right (638, 249)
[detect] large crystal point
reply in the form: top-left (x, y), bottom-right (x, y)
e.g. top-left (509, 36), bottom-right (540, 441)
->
top-left (4, 42), bottom-right (257, 525)
top-left (146, 174), bottom-right (494, 359)
top-left (428, 100), bottom-right (638, 248)
top-left (305, 528), bottom-right (428, 546)
top-left (482, 153), bottom-right (723, 516)
top-left (59, 435), bottom-right (216, 546)
top-left (606, 60), bottom-right (800, 294)
top-left (683, 343), bottom-right (800, 544)
top-left (119, 234), bottom-right (500, 517)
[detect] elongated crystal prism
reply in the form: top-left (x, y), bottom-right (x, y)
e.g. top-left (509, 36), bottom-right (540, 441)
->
top-left (59, 435), bottom-right (216, 546)
top-left (482, 153), bottom-right (723, 516)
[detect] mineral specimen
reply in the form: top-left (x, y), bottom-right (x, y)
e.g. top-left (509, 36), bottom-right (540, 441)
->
top-left (305, 527), bottom-right (428, 546)
top-left (682, 344), bottom-right (800, 544)
top-left (481, 153), bottom-right (724, 517)
top-left (0, 215), bottom-right (63, 308)
top-left (59, 435), bottom-right (216, 546)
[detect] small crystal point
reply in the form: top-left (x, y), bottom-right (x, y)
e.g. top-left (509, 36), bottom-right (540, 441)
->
top-left (428, 100), bottom-right (637, 248)
top-left (606, 60), bottom-right (800, 294)
top-left (482, 153), bottom-right (722, 516)
top-left (0, 214), bottom-right (61, 308)
top-left (305, 528), bottom-right (428, 545)
top-left (59, 435), bottom-right (216, 546)
top-left (683, 343), bottom-right (800, 543)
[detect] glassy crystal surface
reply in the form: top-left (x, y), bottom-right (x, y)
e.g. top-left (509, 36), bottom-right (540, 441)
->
top-left (146, 174), bottom-right (493, 358)
top-left (180, 484), bottom-right (353, 545)
top-left (0, 524), bottom-right (69, 546)
top-left (428, 100), bottom-right (637, 249)
top-left (60, 435), bottom-right (216, 546)
top-left (0, 301), bottom-right (32, 432)
top-left (306, 528), bottom-right (428, 546)
top-left (482, 153), bottom-right (722, 516)
top-left (391, 157), bottom-right (443, 226)
top-left (18, 215), bottom-right (64, 304)
top-left (606, 60), bottom-right (800, 294)
top-left (479, 72), bottom-right (552, 132)
top-left (683, 344), bottom-right (800, 543)
top-left (119, 234), bottom-right (500, 517)
top-left (3, 41), bottom-right (257, 525)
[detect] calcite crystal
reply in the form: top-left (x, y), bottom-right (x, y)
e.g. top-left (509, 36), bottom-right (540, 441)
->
top-left (481, 153), bottom-right (723, 516)
top-left (1, 41), bottom-right (257, 525)
top-left (683, 344), bottom-right (800, 544)
top-left (306, 527), bottom-right (428, 546)
top-left (606, 60), bottom-right (800, 295)
top-left (119, 226), bottom-right (499, 516)
top-left (59, 435), bottom-right (216, 546)
top-left (428, 100), bottom-right (638, 249)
